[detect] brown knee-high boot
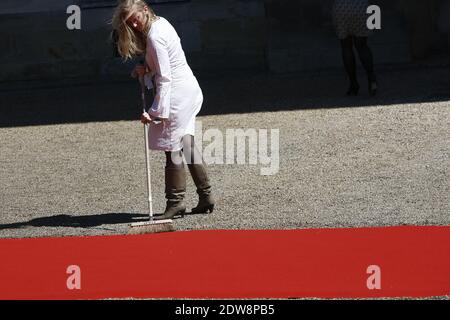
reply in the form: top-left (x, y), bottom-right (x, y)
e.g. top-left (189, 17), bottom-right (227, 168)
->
top-left (155, 166), bottom-right (187, 220)
top-left (187, 163), bottom-right (215, 214)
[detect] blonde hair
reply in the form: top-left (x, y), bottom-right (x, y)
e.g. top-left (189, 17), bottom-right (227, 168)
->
top-left (111, 0), bottom-right (157, 60)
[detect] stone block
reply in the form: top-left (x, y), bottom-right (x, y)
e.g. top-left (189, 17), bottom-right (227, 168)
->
top-left (179, 20), bottom-right (202, 52)
top-left (200, 17), bottom-right (267, 51)
top-left (234, 0), bottom-right (265, 18)
top-left (188, 0), bottom-right (235, 21)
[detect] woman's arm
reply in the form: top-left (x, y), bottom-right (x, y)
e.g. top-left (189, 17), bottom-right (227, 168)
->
top-left (146, 34), bottom-right (172, 119)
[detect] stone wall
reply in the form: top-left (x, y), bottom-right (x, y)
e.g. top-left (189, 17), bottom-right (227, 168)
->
top-left (0, 0), bottom-right (268, 81)
top-left (265, 0), bottom-right (450, 73)
top-left (0, 0), bottom-right (448, 81)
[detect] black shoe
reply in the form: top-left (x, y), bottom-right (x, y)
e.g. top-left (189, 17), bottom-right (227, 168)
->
top-left (368, 73), bottom-right (378, 96)
top-left (369, 81), bottom-right (378, 96)
top-left (154, 202), bottom-right (186, 220)
top-left (191, 202), bottom-right (215, 214)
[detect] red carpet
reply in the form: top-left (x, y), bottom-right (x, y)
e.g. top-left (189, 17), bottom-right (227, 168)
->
top-left (0, 226), bottom-right (449, 299)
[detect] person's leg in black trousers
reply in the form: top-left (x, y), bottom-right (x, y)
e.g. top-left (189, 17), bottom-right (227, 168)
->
top-left (340, 36), bottom-right (360, 96)
top-left (354, 36), bottom-right (378, 95)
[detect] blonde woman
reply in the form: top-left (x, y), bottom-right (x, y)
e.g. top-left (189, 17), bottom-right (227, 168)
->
top-left (112, 0), bottom-right (215, 219)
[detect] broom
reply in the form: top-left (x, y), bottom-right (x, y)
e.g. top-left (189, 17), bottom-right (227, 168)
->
top-left (128, 71), bottom-right (175, 234)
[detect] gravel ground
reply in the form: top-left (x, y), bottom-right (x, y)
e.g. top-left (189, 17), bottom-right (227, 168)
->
top-left (0, 65), bottom-right (449, 238)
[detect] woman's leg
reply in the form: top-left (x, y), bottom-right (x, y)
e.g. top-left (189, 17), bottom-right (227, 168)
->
top-left (182, 135), bottom-right (215, 214)
top-left (181, 135), bottom-right (202, 166)
top-left (354, 36), bottom-right (378, 95)
top-left (340, 36), bottom-right (359, 95)
top-left (165, 150), bottom-right (184, 168)
top-left (154, 150), bottom-right (186, 220)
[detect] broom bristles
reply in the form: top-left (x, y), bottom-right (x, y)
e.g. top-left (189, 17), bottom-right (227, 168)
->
top-left (128, 220), bottom-right (175, 235)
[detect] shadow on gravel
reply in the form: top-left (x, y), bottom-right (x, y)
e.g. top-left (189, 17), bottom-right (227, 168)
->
top-left (0, 213), bottom-right (149, 230)
top-left (0, 211), bottom-right (207, 230)
top-left (0, 65), bottom-right (449, 128)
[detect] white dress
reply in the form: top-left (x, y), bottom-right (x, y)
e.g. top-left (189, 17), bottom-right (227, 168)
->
top-left (144, 16), bottom-right (203, 151)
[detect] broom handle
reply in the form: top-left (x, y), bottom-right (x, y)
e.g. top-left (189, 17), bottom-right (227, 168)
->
top-left (139, 75), bottom-right (154, 219)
